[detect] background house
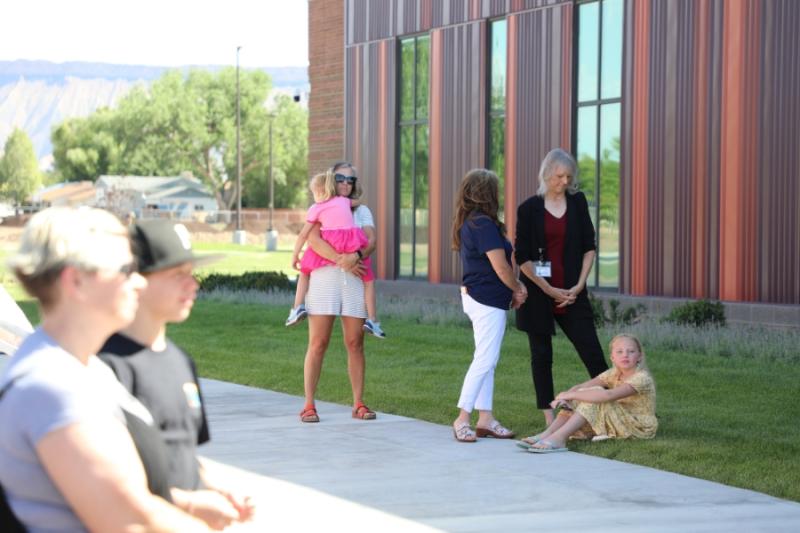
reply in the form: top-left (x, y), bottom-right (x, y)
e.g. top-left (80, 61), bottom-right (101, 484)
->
top-left (31, 181), bottom-right (96, 208)
top-left (95, 175), bottom-right (219, 219)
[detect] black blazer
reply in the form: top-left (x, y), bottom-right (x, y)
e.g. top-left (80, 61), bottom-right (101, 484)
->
top-left (514, 191), bottom-right (597, 335)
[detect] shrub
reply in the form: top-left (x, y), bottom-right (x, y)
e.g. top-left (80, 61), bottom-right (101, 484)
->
top-left (589, 293), bottom-right (645, 327)
top-left (664, 299), bottom-right (726, 328)
top-left (198, 271), bottom-right (294, 293)
top-left (589, 292), bottom-right (606, 326)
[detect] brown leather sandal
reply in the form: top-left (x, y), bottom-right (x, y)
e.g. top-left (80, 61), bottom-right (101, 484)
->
top-left (475, 421), bottom-right (515, 439)
top-left (300, 406), bottom-right (320, 423)
top-left (352, 403), bottom-right (376, 420)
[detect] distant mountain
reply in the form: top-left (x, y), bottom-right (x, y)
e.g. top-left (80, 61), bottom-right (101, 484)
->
top-left (0, 60), bottom-right (309, 167)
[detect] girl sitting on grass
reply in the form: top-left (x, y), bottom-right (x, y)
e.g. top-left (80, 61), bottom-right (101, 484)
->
top-left (519, 333), bottom-right (657, 453)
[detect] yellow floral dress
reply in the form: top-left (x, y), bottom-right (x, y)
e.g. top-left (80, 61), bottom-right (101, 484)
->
top-left (573, 368), bottom-right (657, 439)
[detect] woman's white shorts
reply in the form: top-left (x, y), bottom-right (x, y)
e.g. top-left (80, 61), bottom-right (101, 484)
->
top-left (305, 265), bottom-right (367, 318)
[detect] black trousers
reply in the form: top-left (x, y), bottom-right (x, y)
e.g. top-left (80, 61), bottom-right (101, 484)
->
top-left (526, 314), bottom-right (608, 409)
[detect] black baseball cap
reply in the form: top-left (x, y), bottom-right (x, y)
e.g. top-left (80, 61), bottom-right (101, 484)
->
top-left (131, 219), bottom-right (223, 274)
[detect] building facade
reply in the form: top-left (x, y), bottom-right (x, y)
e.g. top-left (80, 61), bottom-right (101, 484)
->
top-left (308, 0), bottom-right (800, 305)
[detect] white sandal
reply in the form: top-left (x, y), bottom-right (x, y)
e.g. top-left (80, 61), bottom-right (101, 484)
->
top-left (516, 434), bottom-right (544, 449)
top-left (453, 421), bottom-right (477, 443)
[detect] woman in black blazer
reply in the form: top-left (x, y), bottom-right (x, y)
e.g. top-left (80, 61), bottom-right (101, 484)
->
top-left (514, 148), bottom-right (608, 429)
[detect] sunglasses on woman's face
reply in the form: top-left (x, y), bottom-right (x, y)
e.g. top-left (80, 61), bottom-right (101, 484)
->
top-left (334, 174), bottom-right (356, 184)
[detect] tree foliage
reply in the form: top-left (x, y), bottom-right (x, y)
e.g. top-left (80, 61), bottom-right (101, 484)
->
top-left (0, 128), bottom-right (42, 205)
top-left (51, 69), bottom-right (309, 208)
top-left (246, 95), bottom-right (309, 209)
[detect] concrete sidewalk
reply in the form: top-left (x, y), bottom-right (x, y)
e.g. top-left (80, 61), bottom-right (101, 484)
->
top-left (198, 378), bottom-right (800, 532)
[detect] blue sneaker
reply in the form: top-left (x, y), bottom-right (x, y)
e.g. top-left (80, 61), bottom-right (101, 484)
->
top-left (285, 304), bottom-right (307, 327)
top-left (363, 319), bottom-right (386, 338)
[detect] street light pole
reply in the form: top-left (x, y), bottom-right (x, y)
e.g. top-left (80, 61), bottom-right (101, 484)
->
top-left (265, 114), bottom-right (278, 251)
top-left (268, 117), bottom-right (274, 231)
top-left (233, 45), bottom-right (246, 244)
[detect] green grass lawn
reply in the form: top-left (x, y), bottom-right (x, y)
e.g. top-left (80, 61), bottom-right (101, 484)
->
top-left (1, 242), bottom-right (297, 298)
top-left (6, 241), bottom-right (800, 502)
top-left (193, 243), bottom-right (295, 277)
top-left (147, 299), bottom-right (800, 503)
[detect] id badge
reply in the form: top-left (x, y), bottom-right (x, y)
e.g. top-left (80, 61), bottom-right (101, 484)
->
top-left (535, 261), bottom-right (552, 278)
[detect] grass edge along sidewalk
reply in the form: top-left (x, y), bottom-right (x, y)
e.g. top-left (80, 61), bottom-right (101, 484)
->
top-left (175, 298), bottom-right (799, 503)
top-left (13, 295), bottom-right (800, 503)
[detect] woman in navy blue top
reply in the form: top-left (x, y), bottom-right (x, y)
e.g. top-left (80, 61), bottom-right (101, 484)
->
top-left (450, 169), bottom-right (527, 442)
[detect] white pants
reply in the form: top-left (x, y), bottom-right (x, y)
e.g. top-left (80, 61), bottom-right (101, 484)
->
top-left (457, 292), bottom-right (507, 412)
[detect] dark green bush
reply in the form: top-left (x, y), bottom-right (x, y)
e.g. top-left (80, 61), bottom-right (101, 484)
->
top-left (664, 299), bottom-right (726, 328)
top-left (198, 271), bottom-right (293, 293)
top-left (589, 293), bottom-right (645, 327)
top-left (589, 292), bottom-right (606, 327)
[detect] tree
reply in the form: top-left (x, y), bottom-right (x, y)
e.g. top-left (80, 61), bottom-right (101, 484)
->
top-left (51, 69), bottom-right (272, 208)
top-left (0, 128), bottom-right (42, 208)
top-left (242, 94), bottom-right (309, 208)
top-left (51, 109), bottom-right (121, 182)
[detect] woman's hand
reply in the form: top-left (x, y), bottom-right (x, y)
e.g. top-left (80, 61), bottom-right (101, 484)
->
top-left (336, 252), bottom-right (366, 277)
top-left (549, 287), bottom-right (575, 307)
top-left (335, 252), bottom-right (358, 270)
top-left (566, 281), bottom-right (585, 299)
top-left (511, 281), bottom-right (528, 309)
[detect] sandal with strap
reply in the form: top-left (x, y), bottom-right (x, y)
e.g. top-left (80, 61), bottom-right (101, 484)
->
top-left (516, 433), bottom-right (544, 450)
top-left (527, 439), bottom-right (568, 454)
top-left (453, 421), bottom-right (477, 443)
top-left (300, 406), bottom-right (319, 423)
top-left (352, 403), bottom-right (376, 420)
top-left (476, 421), bottom-right (515, 439)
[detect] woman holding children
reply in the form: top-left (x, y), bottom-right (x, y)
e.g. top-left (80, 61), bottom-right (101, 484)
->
top-left (521, 333), bottom-right (657, 452)
top-left (297, 161), bottom-right (380, 423)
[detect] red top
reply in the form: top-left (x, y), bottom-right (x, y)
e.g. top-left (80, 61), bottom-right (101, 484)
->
top-left (544, 209), bottom-right (567, 315)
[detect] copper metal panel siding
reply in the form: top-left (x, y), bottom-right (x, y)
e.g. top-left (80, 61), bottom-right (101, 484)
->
top-left (347, 0), bottom-right (368, 45)
top-left (623, 0), bottom-right (797, 303)
top-left (506, 4), bottom-right (573, 244)
top-left (484, 0), bottom-right (511, 18)
top-left (344, 42), bottom-right (397, 279)
top-left (429, 21), bottom-right (487, 284)
top-left (370, 0), bottom-right (395, 41)
top-left (720, 0), bottom-right (761, 301)
top-left (620, 0), bottom-right (634, 293)
top-left (759, 0), bottom-right (800, 303)
top-left (347, 0), bottom-right (571, 43)
top-left (420, 0), bottom-right (435, 31)
top-left (509, 0), bottom-right (565, 13)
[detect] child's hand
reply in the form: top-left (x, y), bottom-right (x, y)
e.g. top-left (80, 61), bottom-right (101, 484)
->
top-left (291, 254), bottom-right (301, 271)
top-left (550, 398), bottom-right (572, 410)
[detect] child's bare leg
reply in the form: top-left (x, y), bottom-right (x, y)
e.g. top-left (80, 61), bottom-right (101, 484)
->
top-left (294, 274), bottom-right (310, 308)
top-left (365, 280), bottom-right (377, 321)
top-left (522, 411), bottom-right (569, 444)
top-left (538, 412), bottom-right (571, 439)
top-left (532, 412), bottom-right (588, 449)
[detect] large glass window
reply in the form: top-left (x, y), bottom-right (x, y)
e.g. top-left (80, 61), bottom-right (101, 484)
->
top-left (488, 19), bottom-right (507, 214)
top-left (398, 35), bottom-right (430, 279)
top-left (575, 0), bottom-right (623, 288)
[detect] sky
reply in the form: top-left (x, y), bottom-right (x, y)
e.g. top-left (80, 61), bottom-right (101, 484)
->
top-left (0, 0), bottom-right (308, 68)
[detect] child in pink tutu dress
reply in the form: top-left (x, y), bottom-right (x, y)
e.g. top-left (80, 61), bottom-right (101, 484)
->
top-left (286, 173), bottom-right (384, 337)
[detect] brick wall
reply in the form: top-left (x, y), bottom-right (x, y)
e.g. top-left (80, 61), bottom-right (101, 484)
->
top-left (308, 0), bottom-right (345, 177)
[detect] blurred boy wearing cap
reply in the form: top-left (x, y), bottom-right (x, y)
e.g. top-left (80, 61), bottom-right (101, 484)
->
top-left (99, 220), bottom-right (253, 529)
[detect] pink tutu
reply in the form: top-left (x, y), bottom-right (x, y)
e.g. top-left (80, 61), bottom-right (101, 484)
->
top-left (299, 227), bottom-right (374, 281)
